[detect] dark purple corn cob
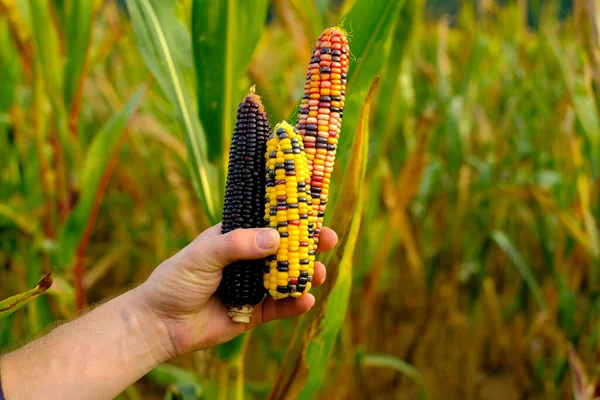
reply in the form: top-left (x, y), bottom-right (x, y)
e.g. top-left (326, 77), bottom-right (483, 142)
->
top-left (217, 87), bottom-right (270, 323)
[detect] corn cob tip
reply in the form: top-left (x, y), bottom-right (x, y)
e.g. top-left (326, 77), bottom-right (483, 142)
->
top-left (274, 120), bottom-right (294, 132)
top-left (246, 85), bottom-right (265, 112)
top-left (327, 26), bottom-right (350, 39)
top-left (228, 305), bottom-right (254, 323)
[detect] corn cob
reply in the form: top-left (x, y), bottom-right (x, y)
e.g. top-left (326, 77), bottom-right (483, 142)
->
top-left (296, 28), bottom-right (349, 251)
top-left (217, 87), bottom-right (270, 323)
top-left (264, 122), bottom-right (315, 299)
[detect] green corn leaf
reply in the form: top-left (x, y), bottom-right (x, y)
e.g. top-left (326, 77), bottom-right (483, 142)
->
top-left (147, 364), bottom-right (202, 387)
top-left (297, 79), bottom-right (375, 400)
top-left (335, 0), bottom-right (405, 167)
top-left (0, 21), bottom-right (20, 113)
top-left (491, 230), bottom-right (547, 310)
top-left (314, 0), bottom-right (328, 17)
top-left (322, 76), bottom-right (379, 262)
top-left (52, 0), bottom-right (67, 30)
top-left (289, 0), bottom-right (326, 41)
top-left (245, 380), bottom-right (273, 397)
top-left (360, 353), bottom-right (423, 383)
top-left (63, 0), bottom-right (94, 111)
top-left (192, 0), bottom-right (268, 165)
top-left (216, 333), bottom-right (245, 361)
top-left (164, 384), bottom-right (203, 400)
top-left (27, 294), bottom-right (53, 334)
top-left (375, 0), bottom-right (419, 142)
top-left (0, 203), bottom-right (39, 237)
top-left (298, 206), bottom-right (362, 399)
top-left (29, 0), bottom-right (80, 168)
top-left (0, 313), bottom-right (14, 348)
top-left (127, 0), bottom-right (219, 223)
top-left (46, 275), bottom-right (76, 317)
top-left (0, 271), bottom-right (53, 319)
top-left (549, 37), bottom-right (600, 175)
top-left (359, 353), bottom-right (429, 399)
top-left (28, 0), bottom-right (62, 98)
top-left (269, 78), bottom-right (377, 400)
top-left (56, 86), bottom-right (145, 269)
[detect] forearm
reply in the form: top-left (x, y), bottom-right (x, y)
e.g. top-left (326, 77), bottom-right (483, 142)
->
top-left (0, 287), bottom-right (174, 400)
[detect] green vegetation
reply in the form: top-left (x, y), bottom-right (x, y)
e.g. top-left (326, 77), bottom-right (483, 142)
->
top-left (1, 0), bottom-right (599, 398)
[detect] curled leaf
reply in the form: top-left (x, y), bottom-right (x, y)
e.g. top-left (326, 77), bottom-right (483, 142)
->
top-left (0, 271), bottom-right (54, 319)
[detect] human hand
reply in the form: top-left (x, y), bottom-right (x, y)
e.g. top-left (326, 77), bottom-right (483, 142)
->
top-left (137, 223), bottom-right (338, 358)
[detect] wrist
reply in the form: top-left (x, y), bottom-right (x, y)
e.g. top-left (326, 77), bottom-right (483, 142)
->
top-left (127, 286), bottom-right (177, 364)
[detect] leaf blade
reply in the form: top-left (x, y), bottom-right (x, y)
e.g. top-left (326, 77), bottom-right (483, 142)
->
top-left (127, 0), bottom-right (219, 222)
top-left (63, 0), bottom-right (94, 110)
top-left (0, 271), bottom-right (54, 319)
top-left (192, 0), bottom-right (268, 164)
top-left (490, 230), bottom-right (547, 310)
top-left (335, 0), bottom-right (405, 165)
top-left (56, 86), bottom-right (145, 269)
top-left (269, 77), bottom-right (378, 400)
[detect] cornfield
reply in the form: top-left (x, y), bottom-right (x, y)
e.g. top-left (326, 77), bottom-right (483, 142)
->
top-left (1, 0), bottom-right (599, 398)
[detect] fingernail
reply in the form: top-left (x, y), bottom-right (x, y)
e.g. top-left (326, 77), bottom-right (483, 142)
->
top-left (256, 230), bottom-right (278, 249)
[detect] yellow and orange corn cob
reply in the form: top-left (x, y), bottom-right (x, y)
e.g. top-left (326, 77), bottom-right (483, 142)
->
top-left (264, 122), bottom-right (315, 299)
top-left (296, 28), bottom-right (349, 251)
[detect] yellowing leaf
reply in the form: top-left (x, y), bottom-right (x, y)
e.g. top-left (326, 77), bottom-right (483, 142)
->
top-left (325, 77), bottom-right (379, 266)
top-left (568, 346), bottom-right (597, 400)
top-left (269, 77), bottom-right (378, 400)
top-left (0, 271), bottom-right (54, 319)
top-left (531, 189), bottom-right (598, 257)
top-left (395, 131), bottom-right (428, 210)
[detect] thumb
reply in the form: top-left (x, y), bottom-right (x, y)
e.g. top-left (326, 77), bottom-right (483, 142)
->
top-left (185, 224), bottom-right (280, 270)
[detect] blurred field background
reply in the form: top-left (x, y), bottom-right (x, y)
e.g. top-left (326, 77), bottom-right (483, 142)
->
top-left (1, 0), bottom-right (600, 399)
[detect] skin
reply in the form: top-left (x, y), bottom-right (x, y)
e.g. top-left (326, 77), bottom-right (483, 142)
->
top-left (0, 224), bottom-right (337, 400)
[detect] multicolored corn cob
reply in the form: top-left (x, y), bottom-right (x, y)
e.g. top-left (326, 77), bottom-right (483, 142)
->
top-left (264, 122), bottom-right (315, 299)
top-left (296, 28), bottom-right (349, 251)
top-left (217, 87), bottom-right (270, 323)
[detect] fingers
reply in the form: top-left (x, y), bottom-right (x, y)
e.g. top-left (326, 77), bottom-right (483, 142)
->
top-left (260, 294), bottom-right (316, 323)
top-left (186, 224), bottom-right (280, 269)
top-left (257, 262), bottom-right (325, 324)
top-left (184, 222), bottom-right (335, 274)
top-left (317, 227), bottom-right (338, 253)
top-left (312, 262), bottom-right (326, 286)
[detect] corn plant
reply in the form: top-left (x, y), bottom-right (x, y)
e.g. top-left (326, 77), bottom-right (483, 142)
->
top-left (1, 0), bottom-right (599, 399)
